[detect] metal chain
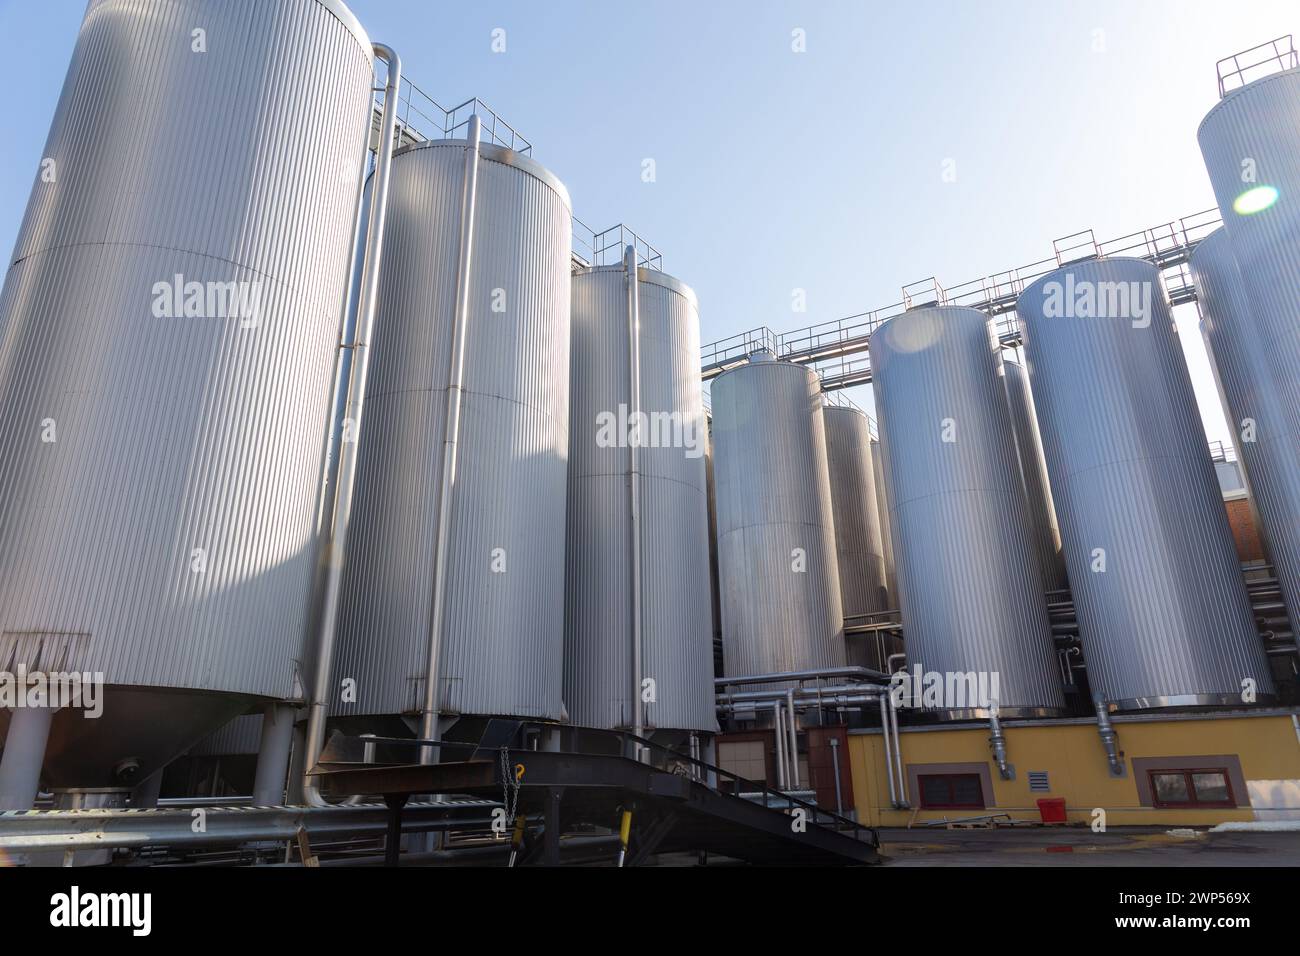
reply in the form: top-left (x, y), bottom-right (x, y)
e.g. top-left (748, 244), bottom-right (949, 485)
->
top-left (500, 746), bottom-right (521, 825)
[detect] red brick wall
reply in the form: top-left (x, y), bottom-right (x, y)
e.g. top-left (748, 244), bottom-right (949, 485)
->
top-left (1224, 497), bottom-right (1264, 564)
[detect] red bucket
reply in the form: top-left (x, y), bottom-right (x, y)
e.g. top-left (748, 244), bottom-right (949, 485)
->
top-left (1036, 797), bottom-right (1067, 824)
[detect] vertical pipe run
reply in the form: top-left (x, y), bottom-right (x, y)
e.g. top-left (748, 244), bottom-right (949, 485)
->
top-left (785, 689), bottom-right (801, 790)
top-left (420, 114), bottom-right (483, 761)
top-left (889, 693), bottom-right (906, 803)
top-left (879, 694), bottom-right (899, 809)
top-left (773, 703), bottom-right (787, 789)
top-left (829, 737), bottom-right (844, 815)
top-left (252, 703), bottom-right (297, 805)
top-left (303, 43), bottom-right (402, 806)
top-left (625, 245), bottom-right (645, 759)
top-left (0, 705), bottom-right (56, 810)
top-left (702, 735), bottom-right (718, 790)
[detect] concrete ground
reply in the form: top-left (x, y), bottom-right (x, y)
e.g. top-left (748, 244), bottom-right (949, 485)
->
top-left (877, 825), bottom-right (1300, 866)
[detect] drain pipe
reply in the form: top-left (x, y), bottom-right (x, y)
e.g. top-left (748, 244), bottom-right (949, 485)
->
top-left (625, 244), bottom-right (645, 761)
top-left (302, 42), bottom-right (402, 807)
top-left (1094, 697), bottom-right (1125, 777)
top-left (879, 694), bottom-right (899, 809)
top-left (988, 706), bottom-right (1014, 780)
top-left (419, 114), bottom-right (483, 762)
top-left (784, 688), bottom-right (801, 790)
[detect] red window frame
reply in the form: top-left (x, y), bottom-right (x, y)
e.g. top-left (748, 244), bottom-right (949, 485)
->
top-left (917, 773), bottom-right (986, 810)
top-left (1148, 768), bottom-right (1236, 809)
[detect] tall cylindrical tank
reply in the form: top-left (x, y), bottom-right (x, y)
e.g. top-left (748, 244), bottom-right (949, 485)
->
top-left (1198, 69), bottom-right (1300, 628)
top-left (0, 0), bottom-right (375, 788)
top-left (1017, 257), bottom-right (1272, 709)
top-left (870, 437), bottom-right (898, 603)
top-left (331, 137), bottom-right (572, 723)
top-left (711, 361), bottom-right (845, 680)
top-left (1191, 227), bottom-right (1300, 628)
top-left (822, 405), bottom-right (893, 670)
top-left (822, 406), bottom-right (889, 618)
top-left (870, 308), bottom-right (1064, 717)
top-left (1003, 359), bottom-right (1068, 591)
top-left (564, 265), bottom-right (715, 732)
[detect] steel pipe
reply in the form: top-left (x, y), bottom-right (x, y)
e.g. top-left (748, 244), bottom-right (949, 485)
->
top-left (303, 42), bottom-right (402, 807)
top-left (420, 114), bottom-right (484, 761)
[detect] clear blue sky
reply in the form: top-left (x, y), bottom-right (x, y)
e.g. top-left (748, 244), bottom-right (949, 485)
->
top-left (1, 0), bottom-right (1294, 444)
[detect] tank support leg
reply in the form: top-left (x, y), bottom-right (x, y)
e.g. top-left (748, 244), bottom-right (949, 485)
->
top-left (252, 702), bottom-right (296, 805)
top-left (0, 705), bottom-right (55, 810)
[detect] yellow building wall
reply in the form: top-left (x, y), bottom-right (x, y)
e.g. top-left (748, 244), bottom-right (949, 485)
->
top-left (847, 713), bottom-right (1300, 827)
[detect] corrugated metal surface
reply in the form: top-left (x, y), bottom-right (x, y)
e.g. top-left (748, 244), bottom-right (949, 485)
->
top-left (563, 267), bottom-right (715, 732)
top-left (870, 308), bottom-right (1063, 715)
top-left (0, 0), bottom-right (371, 709)
top-left (1192, 227), bottom-right (1300, 630)
top-left (1003, 359), bottom-right (1067, 591)
top-left (332, 140), bottom-right (571, 721)
top-left (1017, 258), bottom-right (1272, 708)
top-left (1198, 72), bottom-right (1300, 632)
top-left (711, 362), bottom-right (845, 679)
top-left (870, 438), bottom-right (898, 603)
top-left (822, 406), bottom-right (889, 618)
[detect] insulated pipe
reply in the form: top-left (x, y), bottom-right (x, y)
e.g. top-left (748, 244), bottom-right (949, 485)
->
top-left (888, 692), bottom-right (906, 803)
top-left (420, 113), bottom-right (483, 762)
top-left (988, 708), bottom-right (1013, 780)
top-left (625, 245), bottom-right (645, 760)
top-left (717, 683), bottom-right (884, 705)
top-left (878, 695), bottom-right (899, 809)
top-left (785, 689), bottom-right (801, 790)
top-left (0, 705), bottom-right (56, 810)
top-left (714, 666), bottom-right (886, 687)
top-left (253, 703), bottom-right (297, 806)
top-left (701, 735), bottom-right (718, 790)
top-left (773, 703), bottom-right (787, 789)
top-left (303, 43), bottom-right (402, 807)
top-left (1094, 698), bottom-right (1124, 777)
top-left (829, 737), bottom-right (844, 816)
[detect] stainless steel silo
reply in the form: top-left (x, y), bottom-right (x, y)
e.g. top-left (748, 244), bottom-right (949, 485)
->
top-left (711, 361), bottom-right (845, 680)
top-left (870, 308), bottom-right (1063, 717)
top-left (822, 405), bottom-right (891, 670)
top-left (1192, 227), bottom-right (1300, 630)
top-left (1003, 358), bottom-right (1068, 591)
top-left (564, 263), bottom-right (715, 733)
top-left (1198, 66), bottom-right (1300, 631)
top-left (1017, 257), bottom-right (1272, 709)
top-left (870, 437), bottom-right (898, 603)
top-left (331, 136), bottom-right (571, 725)
top-left (0, 0), bottom-right (375, 798)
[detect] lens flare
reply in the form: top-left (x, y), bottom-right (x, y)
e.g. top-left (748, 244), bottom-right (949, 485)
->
top-left (1233, 185), bottom-right (1279, 215)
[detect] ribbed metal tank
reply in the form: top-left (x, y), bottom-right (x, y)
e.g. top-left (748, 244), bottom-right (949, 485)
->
top-left (822, 406), bottom-right (889, 615)
top-left (711, 361), bottom-right (845, 680)
top-left (1198, 69), bottom-right (1300, 630)
top-left (331, 138), bottom-right (571, 722)
top-left (1017, 258), bottom-right (1272, 709)
top-left (0, 0), bottom-right (374, 786)
top-left (870, 308), bottom-right (1063, 717)
top-left (564, 265), bottom-right (715, 732)
top-left (1192, 227), bottom-right (1300, 629)
top-left (822, 405), bottom-right (892, 673)
top-left (870, 437), bottom-right (898, 603)
top-left (1003, 359), bottom-right (1068, 591)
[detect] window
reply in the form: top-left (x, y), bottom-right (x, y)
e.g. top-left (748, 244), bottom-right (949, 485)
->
top-left (918, 773), bottom-right (986, 809)
top-left (1149, 769), bottom-right (1235, 808)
